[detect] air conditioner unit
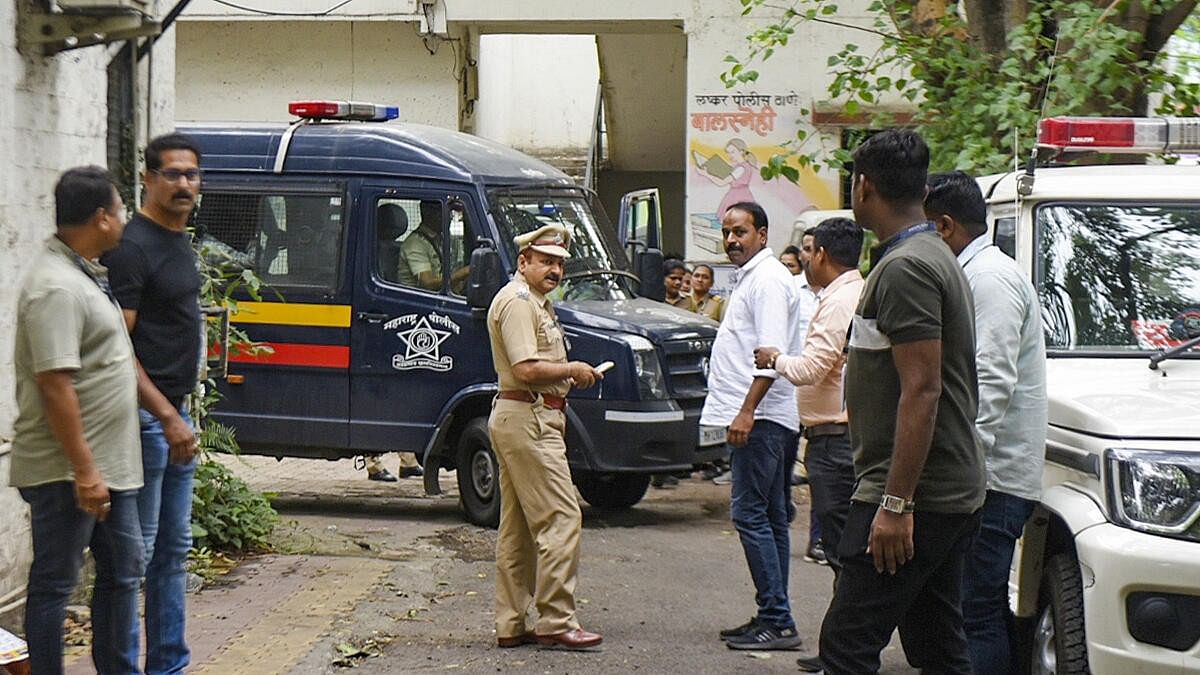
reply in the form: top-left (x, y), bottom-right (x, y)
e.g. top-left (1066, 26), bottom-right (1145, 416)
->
top-left (56, 0), bottom-right (151, 13)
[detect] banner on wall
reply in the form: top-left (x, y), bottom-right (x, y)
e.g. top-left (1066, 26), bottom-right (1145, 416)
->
top-left (685, 90), bottom-right (839, 262)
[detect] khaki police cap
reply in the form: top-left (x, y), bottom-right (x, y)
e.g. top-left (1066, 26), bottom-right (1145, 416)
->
top-left (515, 223), bottom-right (571, 259)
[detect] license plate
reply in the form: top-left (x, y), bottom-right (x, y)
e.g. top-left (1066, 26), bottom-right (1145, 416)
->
top-left (699, 425), bottom-right (727, 447)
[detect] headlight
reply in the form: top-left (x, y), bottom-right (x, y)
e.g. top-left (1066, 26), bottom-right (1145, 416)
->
top-left (1105, 448), bottom-right (1200, 540)
top-left (618, 335), bottom-right (667, 400)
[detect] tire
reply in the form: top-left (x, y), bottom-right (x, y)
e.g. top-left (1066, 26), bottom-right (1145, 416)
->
top-left (456, 418), bottom-right (500, 528)
top-left (574, 472), bottom-right (651, 510)
top-left (1031, 553), bottom-right (1090, 675)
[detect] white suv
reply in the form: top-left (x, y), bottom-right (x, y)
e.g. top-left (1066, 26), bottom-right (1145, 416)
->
top-left (980, 117), bottom-right (1200, 675)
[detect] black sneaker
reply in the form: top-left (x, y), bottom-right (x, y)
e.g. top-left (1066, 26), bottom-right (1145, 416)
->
top-left (796, 654), bottom-right (825, 672)
top-left (804, 542), bottom-right (829, 566)
top-left (718, 617), bottom-right (760, 640)
top-left (651, 474), bottom-right (679, 489)
top-left (368, 468), bottom-right (398, 482)
top-left (725, 624), bottom-right (803, 650)
top-left (398, 465), bottom-right (423, 478)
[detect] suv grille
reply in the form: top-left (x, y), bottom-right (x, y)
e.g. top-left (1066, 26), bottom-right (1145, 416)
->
top-left (662, 339), bottom-right (713, 410)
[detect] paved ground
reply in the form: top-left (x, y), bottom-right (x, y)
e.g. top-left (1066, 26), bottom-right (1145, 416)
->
top-left (68, 455), bottom-right (917, 674)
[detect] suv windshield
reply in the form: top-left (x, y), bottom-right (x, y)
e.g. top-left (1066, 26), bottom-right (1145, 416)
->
top-left (491, 189), bottom-right (637, 301)
top-left (1038, 203), bottom-right (1200, 354)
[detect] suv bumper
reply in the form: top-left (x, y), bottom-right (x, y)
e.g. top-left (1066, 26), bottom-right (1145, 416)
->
top-left (566, 399), bottom-right (726, 472)
top-left (1077, 522), bottom-right (1200, 674)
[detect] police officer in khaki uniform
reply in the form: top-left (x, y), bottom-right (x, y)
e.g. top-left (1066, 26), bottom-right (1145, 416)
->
top-left (487, 223), bottom-right (604, 651)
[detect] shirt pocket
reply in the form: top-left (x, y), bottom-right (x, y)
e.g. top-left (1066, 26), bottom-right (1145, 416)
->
top-left (537, 317), bottom-right (567, 357)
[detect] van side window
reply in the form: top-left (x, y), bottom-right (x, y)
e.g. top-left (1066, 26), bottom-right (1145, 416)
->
top-left (374, 197), bottom-right (474, 295)
top-left (993, 216), bottom-right (1017, 259)
top-left (194, 191), bottom-right (345, 290)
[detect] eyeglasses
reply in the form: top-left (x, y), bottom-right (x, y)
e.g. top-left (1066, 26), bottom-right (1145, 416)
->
top-left (151, 168), bottom-right (202, 183)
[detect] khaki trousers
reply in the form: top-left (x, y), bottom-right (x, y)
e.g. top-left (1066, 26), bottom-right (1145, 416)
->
top-left (364, 452), bottom-right (420, 473)
top-left (488, 398), bottom-right (582, 638)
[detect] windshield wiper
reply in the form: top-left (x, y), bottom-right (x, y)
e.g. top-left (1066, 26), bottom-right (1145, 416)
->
top-left (1149, 334), bottom-right (1200, 370)
top-left (563, 269), bottom-right (640, 284)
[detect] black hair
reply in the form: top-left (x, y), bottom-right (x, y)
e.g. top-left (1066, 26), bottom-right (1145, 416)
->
top-left (55, 166), bottom-right (119, 227)
top-left (813, 217), bottom-right (863, 269)
top-left (726, 201), bottom-right (768, 230)
top-left (145, 133), bottom-right (201, 171)
top-left (781, 245), bottom-right (800, 257)
top-left (803, 226), bottom-right (819, 239)
top-left (851, 129), bottom-right (929, 204)
top-left (925, 170), bottom-right (988, 238)
top-left (663, 258), bottom-right (688, 275)
top-left (693, 263), bottom-right (714, 276)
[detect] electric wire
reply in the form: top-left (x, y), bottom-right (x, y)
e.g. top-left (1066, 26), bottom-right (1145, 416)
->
top-left (208, 0), bottom-right (356, 17)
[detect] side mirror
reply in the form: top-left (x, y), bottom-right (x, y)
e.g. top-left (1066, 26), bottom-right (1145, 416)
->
top-left (636, 248), bottom-right (665, 302)
top-left (467, 246), bottom-right (504, 310)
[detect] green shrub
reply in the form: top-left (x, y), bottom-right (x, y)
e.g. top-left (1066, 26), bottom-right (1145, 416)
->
top-left (191, 454), bottom-right (278, 553)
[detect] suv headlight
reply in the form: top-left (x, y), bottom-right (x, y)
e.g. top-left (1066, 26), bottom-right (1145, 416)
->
top-left (1105, 448), bottom-right (1200, 540)
top-left (618, 335), bottom-right (667, 400)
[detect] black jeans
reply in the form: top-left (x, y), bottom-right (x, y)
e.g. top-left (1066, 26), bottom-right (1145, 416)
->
top-left (819, 501), bottom-right (981, 675)
top-left (804, 432), bottom-right (854, 570)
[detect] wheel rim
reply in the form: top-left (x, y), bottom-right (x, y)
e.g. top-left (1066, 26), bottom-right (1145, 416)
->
top-left (1033, 605), bottom-right (1057, 675)
top-left (470, 447), bottom-right (495, 500)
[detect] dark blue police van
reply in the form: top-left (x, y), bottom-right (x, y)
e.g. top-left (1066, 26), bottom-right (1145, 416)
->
top-left (182, 101), bottom-right (723, 526)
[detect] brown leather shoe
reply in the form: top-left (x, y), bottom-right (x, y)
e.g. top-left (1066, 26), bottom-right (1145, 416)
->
top-left (535, 628), bottom-right (603, 650)
top-left (496, 632), bottom-right (536, 648)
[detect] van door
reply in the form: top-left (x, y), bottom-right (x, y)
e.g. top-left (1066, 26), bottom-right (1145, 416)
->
top-left (349, 185), bottom-right (492, 454)
top-left (617, 188), bottom-right (662, 256)
top-left (193, 181), bottom-right (352, 454)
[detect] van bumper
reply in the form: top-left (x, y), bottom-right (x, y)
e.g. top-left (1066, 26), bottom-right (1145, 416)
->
top-left (1075, 522), bottom-right (1200, 674)
top-left (566, 400), bottom-right (726, 472)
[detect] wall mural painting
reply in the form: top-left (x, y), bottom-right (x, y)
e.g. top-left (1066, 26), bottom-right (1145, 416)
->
top-left (687, 91), bottom-right (837, 261)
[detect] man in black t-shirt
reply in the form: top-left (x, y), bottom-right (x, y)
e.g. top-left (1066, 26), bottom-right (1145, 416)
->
top-left (102, 133), bottom-right (203, 674)
top-left (799, 130), bottom-right (984, 675)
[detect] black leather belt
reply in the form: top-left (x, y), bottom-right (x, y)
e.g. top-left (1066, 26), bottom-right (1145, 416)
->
top-left (803, 423), bottom-right (848, 439)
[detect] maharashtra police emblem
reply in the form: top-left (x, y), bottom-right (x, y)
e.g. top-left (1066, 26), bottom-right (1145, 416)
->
top-left (384, 313), bottom-right (461, 371)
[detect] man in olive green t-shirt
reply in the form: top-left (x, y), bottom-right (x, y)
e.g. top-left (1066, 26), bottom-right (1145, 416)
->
top-left (11, 167), bottom-right (144, 674)
top-left (805, 131), bottom-right (984, 675)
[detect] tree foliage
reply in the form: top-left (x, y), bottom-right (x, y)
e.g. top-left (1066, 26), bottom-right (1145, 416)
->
top-left (726, 0), bottom-right (1200, 174)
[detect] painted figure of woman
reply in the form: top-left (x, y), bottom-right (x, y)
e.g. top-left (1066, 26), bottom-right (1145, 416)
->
top-left (698, 138), bottom-right (758, 217)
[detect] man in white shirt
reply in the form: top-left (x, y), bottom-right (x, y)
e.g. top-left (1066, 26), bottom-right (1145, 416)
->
top-left (926, 171), bottom-right (1047, 675)
top-left (702, 201), bottom-right (803, 651)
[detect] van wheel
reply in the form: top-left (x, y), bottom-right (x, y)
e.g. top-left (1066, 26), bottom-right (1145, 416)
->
top-left (574, 472), bottom-right (651, 510)
top-left (1031, 553), bottom-right (1089, 675)
top-left (456, 418), bottom-right (500, 528)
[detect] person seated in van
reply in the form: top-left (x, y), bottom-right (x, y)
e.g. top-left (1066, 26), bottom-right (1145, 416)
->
top-left (398, 200), bottom-right (470, 292)
top-left (376, 202), bottom-right (409, 284)
top-left (691, 264), bottom-right (726, 322)
top-left (662, 258), bottom-right (695, 310)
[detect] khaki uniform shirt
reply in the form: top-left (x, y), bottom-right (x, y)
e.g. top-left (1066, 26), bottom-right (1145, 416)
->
top-left (666, 294), bottom-right (696, 311)
top-left (693, 293), bottom-right (725, 322)
top-left (10, 237), bottom-right (142, 490)
top-left (398, 227), bottom-right (441, 287)
top-left (488, 275), bottom-right (571, 398)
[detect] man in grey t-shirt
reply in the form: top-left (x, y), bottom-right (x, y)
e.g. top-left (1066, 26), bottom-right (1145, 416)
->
top-left (806, 131), bottom-right (984, 675)
top-left (11, 167), bottom-right (143, 674)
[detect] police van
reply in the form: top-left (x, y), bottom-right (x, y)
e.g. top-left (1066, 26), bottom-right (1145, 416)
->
top-left (980, 117), bottom-right (1200, 674)
top-left (180, 101), bottom-right (724, 527)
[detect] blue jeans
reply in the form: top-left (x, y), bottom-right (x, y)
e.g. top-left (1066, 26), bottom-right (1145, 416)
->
top-left (137, 406), bottom-right (197, 675)
top-left (962, 490), bottom-right (1037, 675)
top-left (729, 419), bottom-right (798, 630)
top-left (20, 482), bottom-right (143, 675)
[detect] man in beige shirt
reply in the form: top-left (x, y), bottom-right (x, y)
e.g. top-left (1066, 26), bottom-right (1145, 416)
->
top-left (11, 167), bottom-right (143, 674)
top-left (487, 223), bottom-right (604, 651)
top-left (754, 217), bottom-right (863, 572)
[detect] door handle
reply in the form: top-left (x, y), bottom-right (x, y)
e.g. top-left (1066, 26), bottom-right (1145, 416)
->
top-left (357, 311), bottom-right (388, 324)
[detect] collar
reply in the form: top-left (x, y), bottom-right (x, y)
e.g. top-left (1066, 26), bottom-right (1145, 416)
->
top-left (870, 221), bottom-right (936, 267)
top-left (817, 268), bottom-right (864, 298)
top-left (514, 273), bottom-right (549, 306)
top-left (730, 247), bottom-right (775, 285)
top-left (956, 234), bottom-right (991, 268)
top-left (48, 235), bottom-right (104, 274)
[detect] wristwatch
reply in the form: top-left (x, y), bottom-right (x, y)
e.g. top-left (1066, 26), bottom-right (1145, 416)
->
top-left (879, 493), bottom-right (915, 514)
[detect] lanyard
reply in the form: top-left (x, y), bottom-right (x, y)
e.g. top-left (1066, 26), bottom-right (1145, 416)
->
top-left (59, 237), bottom-right (119, 308)
top-left (870, 221), bottom-right (936, 267)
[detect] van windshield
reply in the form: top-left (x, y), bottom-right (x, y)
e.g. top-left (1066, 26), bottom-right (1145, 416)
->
top-left (1037, 203), bottom-right (1200, 355)
top-left (491, 190), bottom-right (637, 301)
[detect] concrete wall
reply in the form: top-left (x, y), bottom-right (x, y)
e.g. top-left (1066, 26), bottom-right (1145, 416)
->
top-left (0, 0), bottom-right (176, 631)
top-left (475, 34), bottom-right (598, 152)
top-left (175, 20), bottom-right (464, 127)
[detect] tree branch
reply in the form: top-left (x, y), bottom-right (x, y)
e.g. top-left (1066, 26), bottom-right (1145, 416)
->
top-left (755, 2), bottom-right (895, 38)
top-left (1146, 0), bottom-right (1199, 57)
